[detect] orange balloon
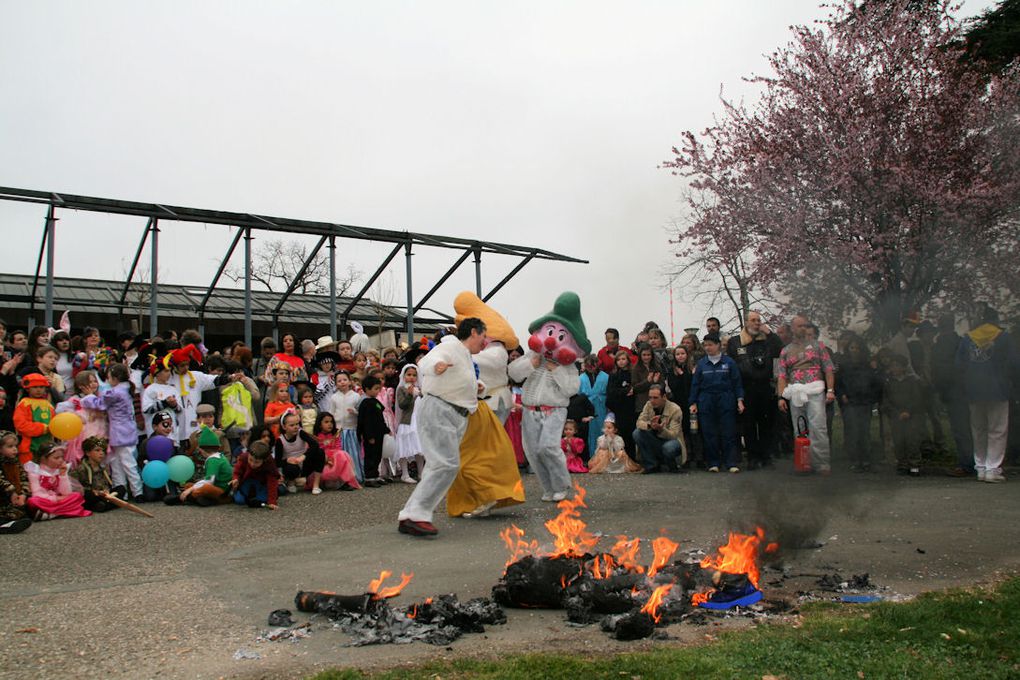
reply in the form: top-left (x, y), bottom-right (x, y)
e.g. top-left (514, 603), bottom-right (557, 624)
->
top-left (50, 412), bottom-right (83, 441)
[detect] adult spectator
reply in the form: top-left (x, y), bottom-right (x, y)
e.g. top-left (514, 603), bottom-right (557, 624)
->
top-left (835, 335), bottom-right (881, 472)
top-left (606, 350), bottom-right (637, 456)
top-left (726, 311), bottom-right (782, 469)
top-left (597, 328), bottom-right (633, 373)
top-left (690, 334), bottom-right (744, 473)
top-left (955, 306), bottom-right (1018, 483)
top-left (647, 328), bottom-right (672, 371)
top-left (273, 333), bottom-right (306, 377)
top-left (631, 344), bottom-right (663, 417)
top-left (680, 333), bottom-right (704, 364)
top-left (706, 317), bottom-right (721, 335)
top-left (885, 314), bottom-right (921, 377)
top-left (932, 314), bottom-right (972, 476)
top-left (777, 315), bottom-right (836, 475)
top-left (633, 385), bottom-right (685, 473)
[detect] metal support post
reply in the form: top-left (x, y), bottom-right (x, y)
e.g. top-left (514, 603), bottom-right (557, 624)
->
top-left (473, 245), bottom-right (482, 297)
top-left (149, 219), bottom-right (159, 338)
top-left (329, 235), bottom-right (337, 339)
top-left (244, 228), bottom-right (253, 348)
top-left (404, 241), bottom-right (414, 343)
top-left (44, 205), bottom-right (56, 328)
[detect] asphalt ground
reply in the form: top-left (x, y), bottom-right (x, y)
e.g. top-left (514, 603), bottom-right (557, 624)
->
top-left (2, 461), bottom-right (1018, 680)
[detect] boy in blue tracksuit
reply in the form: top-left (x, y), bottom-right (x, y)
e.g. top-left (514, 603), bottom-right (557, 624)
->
top-left (689, 334), bottom-right (745, 472)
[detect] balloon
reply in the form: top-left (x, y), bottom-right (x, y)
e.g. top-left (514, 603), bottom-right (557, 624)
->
top-left (49, 412), bottom-right (83, 441)
top-left (146, 435), bottom-right (174, 462)
top-left (166, 455), bottom-right (196, 484)
top-left (141, 460), bottom-right (170, 488)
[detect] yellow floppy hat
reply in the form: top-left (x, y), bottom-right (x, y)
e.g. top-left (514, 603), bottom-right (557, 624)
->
top-left (453, 291), bottom-right (519, 349)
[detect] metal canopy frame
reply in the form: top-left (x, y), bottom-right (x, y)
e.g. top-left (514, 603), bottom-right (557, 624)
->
top-left (2, 186), bottom-right (587, 344)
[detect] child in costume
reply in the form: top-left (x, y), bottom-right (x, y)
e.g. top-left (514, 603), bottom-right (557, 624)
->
top-left (394, 364), bottom-right (424, 484)
top-left (315, 412), bottom-right (360, 490)
top-left (173, 427), bottom-right (232, 506)
top-left (263, 382), bottom-right (294, 439)
top-left (508, 292), bottom-right (589, 503)
top-left (561, 419), bottom-right (588, 473)
top-left (81, 363), bottom-right (144, 501)
top-left (328, 371), bottom-right (363, 483)
top-left (13, 373), bottom-right (54, 465)
top-left (55, 370), bottom-right (109, 469)
top-left (587, 416), bottom-right (641, 474)
top-left (370, 367), bottom-right (399, 480)
top-left (141, 359), bottom-right (181, 437)
top-left (274, 411), bottom-right (325, 494)
top-left (357, 375), bottom-right (390, 485)
top-left (25, 443), bottom-right (91, 520)
top-left (230, 440), bottom-right (280, 509)
top-left (71, 436), bottom-right (126, 512)
top-left (311, 351), bottom-right (340, 412)
top-left (296, 388), bottom-right (319, 435)
top-left (138, 412), bottom-right (179, 502)
top-left (0, 430), bottom-right (31, 532)
top-left (166, 344), bottom-right (235, 442)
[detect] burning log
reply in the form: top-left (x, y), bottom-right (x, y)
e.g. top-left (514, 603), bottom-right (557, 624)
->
top-left (611, 610), bottom-right (656, 640)
top-left (492, 554), bottom-right (591, 608)
top-left (295, 591), bottom-right (376, 616)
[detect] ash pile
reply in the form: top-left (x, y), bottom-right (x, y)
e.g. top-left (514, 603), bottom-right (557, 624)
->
top-left (493, 484), bottom-right (778, 640)
top-left (287, 571), bottom-right (506, 647)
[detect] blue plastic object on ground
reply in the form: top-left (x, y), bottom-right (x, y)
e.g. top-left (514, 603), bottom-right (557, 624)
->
top-left (840, 594), bottom-right (882, 603)
top-left (698, 589), bottom-right (764, 610)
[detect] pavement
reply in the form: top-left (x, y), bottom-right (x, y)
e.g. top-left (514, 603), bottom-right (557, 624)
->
top-left (1, 462), bottom-right (1018, 680)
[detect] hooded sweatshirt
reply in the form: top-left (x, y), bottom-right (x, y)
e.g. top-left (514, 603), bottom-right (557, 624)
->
top-left (955, 323), bottom-right (1019, 402)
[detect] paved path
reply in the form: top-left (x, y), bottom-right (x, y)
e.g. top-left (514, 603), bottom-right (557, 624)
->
top-left (2, 464), bottom-right (1017, 679)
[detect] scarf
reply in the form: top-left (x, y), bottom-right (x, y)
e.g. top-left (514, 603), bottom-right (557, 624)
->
top-left (968, 323), bottom-right (1002, 350)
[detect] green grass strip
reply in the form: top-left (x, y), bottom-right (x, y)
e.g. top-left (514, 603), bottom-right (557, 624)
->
top-left (314, 578), bottom-right (1020, 679)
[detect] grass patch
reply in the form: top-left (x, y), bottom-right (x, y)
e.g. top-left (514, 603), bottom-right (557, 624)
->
top-left (313, 578), bottom-right (1020, 679)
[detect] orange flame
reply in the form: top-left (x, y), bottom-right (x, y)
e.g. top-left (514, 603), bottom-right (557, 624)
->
top-left (590, 554), bottom-right (618, 580)
top-left (367, 570), bottom-right (414, 600)
top-left (407, 604), bottom-right (418, 619)
top-left (425, 597), bottom-right (433, 604)
top-left (647, 536), bottom-right (680, 578)
top-left (690, 527), bottom-right (775, 606)
top-left (640, 584), bottom-right (673, 623)
top-left (690, 591), bottom-right (710, 606)
top-left (500, 524), bottom-right (540, 567)
top-left (545, 484), bottom-right (599, 557)
top-left (609, 536), bottom-right (645, 574)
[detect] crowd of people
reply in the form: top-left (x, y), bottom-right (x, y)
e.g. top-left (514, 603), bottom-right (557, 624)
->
top-left (0, 302), bottom-right (1015, 535)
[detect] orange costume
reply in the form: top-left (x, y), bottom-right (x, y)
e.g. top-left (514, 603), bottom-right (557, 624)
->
top-left (14, 380), bottom-right (54, 465)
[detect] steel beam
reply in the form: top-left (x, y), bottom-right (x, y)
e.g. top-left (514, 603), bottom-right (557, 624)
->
top-left (44, 205), bottom-right (56, 328)
top-left (197, 226), bottom-right (245, 319)
top-left (117, 218), bottom-right (153, 322)
top-left (339, 242), bottom-right (403, 331)
top-left (244, 228), bottom-right (253, 347)
top-left (27, 215), bottom-right (50, 327)
top-left (482, 252), bottom-right (536, 302)
top-left (404, 241), bottom-right (414, 342)
top-left (413, 248), bottom-right (472, 313)
top-left (473, 245), bottom-right (482, 297)
top-left (149, 219), bottom-right (159, 338)
top-left (329, 235), bottom-right (337, 339)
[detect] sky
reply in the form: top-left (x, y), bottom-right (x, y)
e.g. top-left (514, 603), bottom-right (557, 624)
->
top-left (0, 0), bottom-right (994, 347)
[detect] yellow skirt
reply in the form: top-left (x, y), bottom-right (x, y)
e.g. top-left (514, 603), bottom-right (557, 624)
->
top-left (446, 400), bottom-right (526, 517)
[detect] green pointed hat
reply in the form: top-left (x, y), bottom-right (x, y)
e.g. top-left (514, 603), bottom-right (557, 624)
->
top-left (528, 291), bottom-right (591, 355)
top-left (197, 426), bottom-right (220, 449)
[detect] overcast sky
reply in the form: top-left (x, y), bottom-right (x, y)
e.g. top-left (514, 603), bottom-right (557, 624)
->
top-left (0, 0), bottom-right (993, 347)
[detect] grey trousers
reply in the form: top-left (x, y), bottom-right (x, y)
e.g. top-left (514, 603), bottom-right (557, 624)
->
top-left (789, 392), bottom-right (831, 471)
top-left (522, 407), bottom-right (572, 495)
top-left (397, 395), bottom-right (468, 523)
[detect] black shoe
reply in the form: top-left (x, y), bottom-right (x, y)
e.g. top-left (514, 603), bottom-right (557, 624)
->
top-left (163, 494), bottom-right (183, 506)
top-left (132, 495), bottom-right (147, 504)
top-left (0, 518), bottom-right (32, 534)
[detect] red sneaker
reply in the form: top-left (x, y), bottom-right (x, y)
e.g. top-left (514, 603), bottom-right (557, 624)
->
top-left (398, 519), bottom-right (438, 537)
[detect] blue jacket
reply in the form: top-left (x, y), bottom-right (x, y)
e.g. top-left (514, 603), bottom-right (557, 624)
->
top-left (955, 325), bottom-right (1019, 403)
top-left (690, 355), bottom-right (744, 405)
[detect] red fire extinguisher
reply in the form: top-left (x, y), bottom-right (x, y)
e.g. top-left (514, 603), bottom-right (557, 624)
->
top-left (794, 415), bottom-right (812, 473)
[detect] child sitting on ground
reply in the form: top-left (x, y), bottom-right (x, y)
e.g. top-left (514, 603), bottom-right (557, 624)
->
top-left (561, 419), bottom-right (589, 473)
top-left (170, 426), bottom-right (232, 506)
top-left (0, 430), bottom-right (31, 533)
top-left (13, 373), bottom-right (55, 465)
top-left (315, 412), bottom-right (360, 490)
top-left (25, 443), bottom-right (91, 520)
top-left (274, 411), bottom-right (325, 495)
top-left (230, 440), bottom-right (280, 509)
top-left (297, 388), bottom-right (318, 435)
top-left (587, 416), bottom-right (642, 474)
top-left (71, 436), bottom-right (126, 512)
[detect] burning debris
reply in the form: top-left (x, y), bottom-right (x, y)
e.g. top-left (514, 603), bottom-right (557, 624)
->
top-left (290, 570), bottom-right (506, 647)
top-left (492, 484), bottom-right (779, 639)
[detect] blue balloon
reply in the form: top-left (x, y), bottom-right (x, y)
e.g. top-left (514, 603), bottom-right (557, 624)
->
top-left (146, 435), bottom-right (174, 462)
top-left (141, 460), bottom-right (170, 488)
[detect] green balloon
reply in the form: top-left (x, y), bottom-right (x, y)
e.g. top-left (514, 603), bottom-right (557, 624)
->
top-left (166, 455), bottom-right (196, 484)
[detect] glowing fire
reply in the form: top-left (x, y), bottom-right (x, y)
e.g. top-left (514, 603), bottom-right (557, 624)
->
top-left (590, 554), bottom-right (617, 580)
top-left (367, 570), bottom-right (414, 600)
top-left (500, 524), bottom-right (540, 567)
top-left (648, 537), bottom-right (680, 578)
top-left (545, 485), bottom-right (599, 557)
top-left (690, 527), bottom-right (775, 606)
top-left (640, 584), bottom-right (673, 623)
top-left (609, 536), bottom-right (645, 574)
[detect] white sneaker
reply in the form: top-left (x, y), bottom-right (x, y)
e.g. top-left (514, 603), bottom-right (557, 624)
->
top-left (728, 467), bottom-right (740, 474)
top-left (551, 491), bottom-right (568, 502)
top-left (286, 484), bottom-right (297, 494)
top-left (708, 466), bottom-right (720, 473)
top-left (540, 493), bottom-right (554, 502)
top-left (984, 471), bottom-right (1006, 483)
top-left (464, 500), bottom-right (498, 518)
top-left (311, 487), bottom-right (322, 495)
top-left (976, 469), bottom-right (987, 482)
top-left (294, 477), bottom-right (307, 488)
top-left (401, 475), bottom-right (417, 484)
